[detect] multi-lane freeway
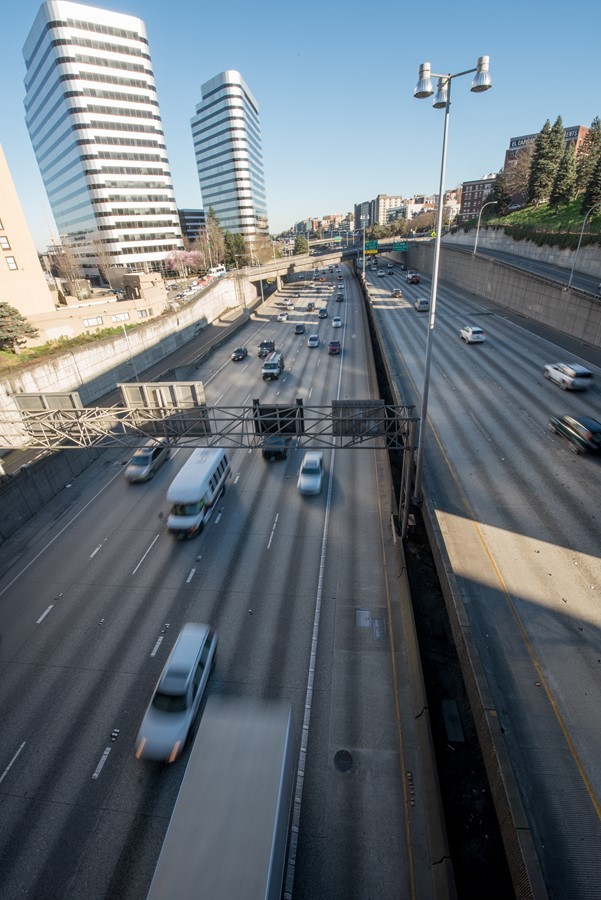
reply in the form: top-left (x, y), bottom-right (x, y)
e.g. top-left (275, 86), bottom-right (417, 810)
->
top-left (0, 265), bottom-right (442, 899)
top-left (365, 260), bottom-right (601, 898)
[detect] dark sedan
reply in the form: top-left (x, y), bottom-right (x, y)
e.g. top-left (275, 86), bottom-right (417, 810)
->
top-left (231, 346), bottom-right (248, 361)
top-left (294, 323), bottom-right (306, 334)
top-left (549, 414), bottom-right (601, 453)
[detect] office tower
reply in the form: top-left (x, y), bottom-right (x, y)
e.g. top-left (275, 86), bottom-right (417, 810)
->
top-left (23, 0), bottom-right (183, 276)
top-left (191, 70), bottom-right (269, 246)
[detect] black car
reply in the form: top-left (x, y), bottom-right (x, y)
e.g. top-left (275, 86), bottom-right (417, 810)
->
top-left (336, 294), bottom-right (344, 302)
top-left (294, 323), bottom-right (306, 334)
top-left (318, 308), bottom-right (328, 318)
top-left (262, 434), bottom-right (292, 461)
top-left (549, 414), bottom-right (601, 453)
top-left (231, 347), bottom-right (248, 361)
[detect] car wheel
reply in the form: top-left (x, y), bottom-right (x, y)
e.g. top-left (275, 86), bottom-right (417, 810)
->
top-left (560, 381), bottom-right (568, 390)
top-left (543, 370), bottom-right (550, 379)
top-left (549, 423), bottom-right (557, 434)
top-left (568, 440), bottom-right (581, 454)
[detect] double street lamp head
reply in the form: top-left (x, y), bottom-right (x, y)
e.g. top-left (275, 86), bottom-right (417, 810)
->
top-left (413, 56), bottom-right (492, 106)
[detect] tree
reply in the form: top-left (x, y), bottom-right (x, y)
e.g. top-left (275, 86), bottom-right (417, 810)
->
top-left (549, 143), bottom-right (577, 208)
top-left (0, 303), bottom-right (39, 353)
top-left (506, 144), bottom-right (534, 203)
top-left (205, 207), bottom-right (225, 266)
top-left (490, 169), bottom-right (512, 215)
top-left (581, 153), bottom-right (601, 215)
top-left (294, 235), bottom-right (308, 255)
top-left (51, 241), bottom-right (85, 300)
top-left (224, 232), bottom-right (248, 268)
top-left (527, 117), bottom-right (564, 205)
top-left (91, 237), bottom-right (115, 288)
top-left (576, 117), bottom-right (601, 196)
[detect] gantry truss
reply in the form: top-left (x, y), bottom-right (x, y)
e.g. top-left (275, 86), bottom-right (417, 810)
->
top-left (2, 398), bottom-right (418, 452)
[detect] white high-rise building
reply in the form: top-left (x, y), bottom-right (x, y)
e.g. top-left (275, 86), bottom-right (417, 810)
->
top-left (191, 70), bottom-right (269, 244)
top-left (22, 0), bottom-right (183, 275)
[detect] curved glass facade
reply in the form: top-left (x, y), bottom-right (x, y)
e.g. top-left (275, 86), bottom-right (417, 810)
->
top-left (23, 0), bottom-right (183, 272)
top-left (191, 70), bottom-right (269, 242)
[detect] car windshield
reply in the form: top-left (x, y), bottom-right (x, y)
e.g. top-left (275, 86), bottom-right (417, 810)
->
top-left (172, 502), bottom-right (202, 516)
top-left (302, 462), bottom-right (321, 475)
top-left (130, 454), bottom-right (151, 467)
top-left (151, 690), bottom-right (188, 713)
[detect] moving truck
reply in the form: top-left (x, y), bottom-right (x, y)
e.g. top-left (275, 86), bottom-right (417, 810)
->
top-left (166, 448), bottom-right (230, 538)
top-left (147, 698), bottom-right (294, 900)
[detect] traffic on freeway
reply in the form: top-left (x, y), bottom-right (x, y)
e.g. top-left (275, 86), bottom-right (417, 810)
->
top-left (0, 262), bottom-right (442, 899)
top-left (365, 258), bottom-right (601, 899)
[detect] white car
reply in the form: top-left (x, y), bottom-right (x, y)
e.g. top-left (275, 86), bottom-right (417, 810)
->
top-left (543, 363), bottom-right (593, 390)
top-left (414, 298), bottom-right (430, 312)
top-left (377, 269), bottom-right (386, 276)
top-left (460, 326), bottom-right (486, 343)
top-left (332, 316), bottom-right (342, 328)
top-left (277, 311), bottom-right (288, 322)
top-left (297, 451), bottom-right (324, 495)
top-left (307, 334), bottom-right (320, 347)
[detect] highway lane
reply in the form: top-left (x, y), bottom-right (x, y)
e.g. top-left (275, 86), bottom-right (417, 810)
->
top-left (367, 263), bottom-right (601, 897)
top-left (0, 264), bottom-right (435, 898)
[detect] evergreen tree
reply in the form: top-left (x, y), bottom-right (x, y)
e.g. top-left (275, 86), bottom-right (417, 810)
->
top-left (549, 143), bottom-right (577, 207)
top-left (0, 303), bottom-right (39, 353)
top-left (575, 117), bottom-right (601, 195)
top-left (294, 235), bottom-right (308, 256)
top-left (490, 169), bottom-right (512, 215)
top-left (527, 120), bottom-right (558, 204)
top-left (223, 232), bottom-right (247, 268)
top-left (581, 153), bottom-right (601, 215)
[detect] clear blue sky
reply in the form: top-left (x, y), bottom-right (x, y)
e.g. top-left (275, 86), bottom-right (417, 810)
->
top-left (1, 0), bottom-right (599, 250)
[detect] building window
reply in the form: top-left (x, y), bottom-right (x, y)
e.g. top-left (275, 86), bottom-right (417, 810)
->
top-left (112, 312), bottom-right (130, 322)
top-left (0, 236), bottom-right (10, 250)
top-left (83, 316), bottom-right (104, 327)
top-left (5, 256), bottom-right (18, 270)
top-left (137, 309), bottom-right (148, 318)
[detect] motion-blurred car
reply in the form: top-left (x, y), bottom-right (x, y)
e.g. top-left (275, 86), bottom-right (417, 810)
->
top-left (549, 414), bottom-right (601, 453)
top-left (293, 291), bottom-right (301, 298)
top-left (307, 334), bottom-right (320, 347)
top-left (294, 323), bottom-right (306, 334)
top-left (459, 326), bottom-right (486, 343)
top-left (328, 340), bottom-right (341, 355)
top-left (297, 451), bottom-right (324, 494)
top-left (231, 346), bottom-right (248, 361)
top-left (406, 272), bottom-right (421, 284)
top-left (135, 623), bottom-right (217, 762)
top-left (543, 363), bottom-right (593, 390)
top-left (335, 294), bottom-right (344, 302)
top-left (391, 289), bottom-right (402, 298)
top-left (332, 316), bottom-right (342, 328)
top-left (124, 439), bottom-right (171, 483)
top-left (318, 308), bottom-right (329, 318)
top-left (277, 311), bottom-right (288, 322)
top-left (414, 298), bottom-right (430, 311)
top-left (377, 269), bottom-right (386, 276)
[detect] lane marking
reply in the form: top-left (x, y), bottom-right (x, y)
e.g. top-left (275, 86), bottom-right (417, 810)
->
top-left (0, 742), bottom-right (27, 785)
top-left (36, 605), bottom-right (54, 624)
top-left (186, 568), bottom-right (196, 583)
top-left (0, 466), bottom-right (125, 599)
top-left (92, 747), bottom-right (111, 780)
top-left (150, 635), bottom-right (164, 657)
top-left (267, 514), bottom-right (279, 550)
top-left (131, 534), bottom-right (160, 575)
top-left (90, 544), bottom-right (102, 559)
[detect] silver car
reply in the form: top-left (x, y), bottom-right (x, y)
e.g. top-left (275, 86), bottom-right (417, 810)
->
top-left (124, 439), bottom-right (170, 482)
top-left (135, 623), bottom-right (217, 763)
top-left (297, 451), bottom-right (324, 495)
top-left (543, 363), bottom-right (593, 390)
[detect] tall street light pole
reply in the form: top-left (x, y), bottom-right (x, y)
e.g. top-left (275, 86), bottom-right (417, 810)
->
top-left (567, 202), bottom-right (601, 290)
top-left (412, 56), bottom-right (492, 504)
top-left (473, 200), bottom-right (497, 255)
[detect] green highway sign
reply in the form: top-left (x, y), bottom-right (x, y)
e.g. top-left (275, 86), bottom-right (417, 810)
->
top-left (333, 237), bottom-right (342, 242)
top-left (365, 240), bottom-right (378, 250)
top-left (393, 242), bottom-right (408, 251)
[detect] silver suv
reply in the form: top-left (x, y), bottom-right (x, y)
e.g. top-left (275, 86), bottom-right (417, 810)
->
top-left (543, 363), bottom-right (593, 390)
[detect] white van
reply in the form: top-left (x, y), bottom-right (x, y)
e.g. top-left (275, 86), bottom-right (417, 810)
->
top-left (261, 351), bottom-right (285, 381)
top-left (166, 448), bottom-right (230, 537)
top-left (135, 622), bottom-right (217, 762)
top-left (207, 265), bottom-right (226, 278)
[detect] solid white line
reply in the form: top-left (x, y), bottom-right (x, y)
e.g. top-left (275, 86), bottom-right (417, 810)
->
top-left (131, 534), bottom-right (160, 575)
top-left (0, 466), bottom-right (125, 599)
top-left (36, 605), bottom-right (54, 624)
top-left (91, 747), bottom-right (111, 780)
top-left (0, 742), bottom-right (26, 785)
top-left (186, 568), bottom-right (196, 583)
top-left (150, 635), bottom-right (164, 657)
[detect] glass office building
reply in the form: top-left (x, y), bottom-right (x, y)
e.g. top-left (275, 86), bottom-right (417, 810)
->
top-left (22, 0), bottom-right (183, 274)
top-left (191, 70), bottom-right (269, 244)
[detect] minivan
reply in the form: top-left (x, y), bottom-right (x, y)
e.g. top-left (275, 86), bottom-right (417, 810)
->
top-left (135, 623), bottom-right (217, 762)
top-left (124, 439), bottom-right (170, 483)
top-left (262, 350), bottom-right (285, 380)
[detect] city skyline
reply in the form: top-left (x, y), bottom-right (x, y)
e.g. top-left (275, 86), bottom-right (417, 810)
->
top-left (1, 0), bottom-right (599, 252)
